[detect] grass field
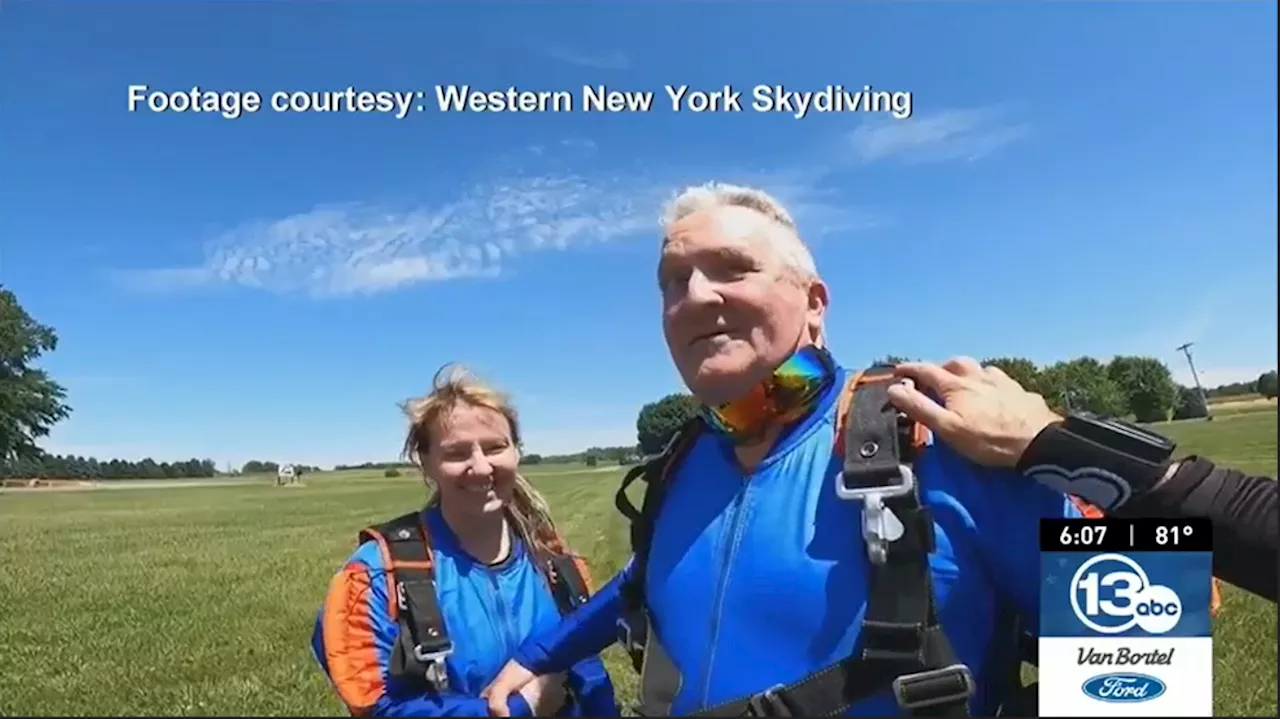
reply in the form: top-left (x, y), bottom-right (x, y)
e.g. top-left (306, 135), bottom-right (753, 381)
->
top-left (1, 412), bottom-right (1275, 716)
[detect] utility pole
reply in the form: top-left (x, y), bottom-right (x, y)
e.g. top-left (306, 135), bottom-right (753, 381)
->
top-left (1176, 342), bottom-right (1212, 420)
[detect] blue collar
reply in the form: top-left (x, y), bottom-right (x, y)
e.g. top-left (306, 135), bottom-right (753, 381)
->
top-left (423, 504), bottom-right (525, 572)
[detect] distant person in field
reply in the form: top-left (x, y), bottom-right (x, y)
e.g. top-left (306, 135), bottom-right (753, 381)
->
top-left (482, 182), bottom-right (1082, 717)
top-left (311, 365), bottom-right (617, 717)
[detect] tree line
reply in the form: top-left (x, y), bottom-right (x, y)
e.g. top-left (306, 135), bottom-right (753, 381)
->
top-left (634, 355), bottom-right (1278, 460)
top-left (333, 460), bottom-right (415, 472)
top-left (0, 455), bottom-right (327, 482)
top-left (2, 285), bottom-right (1275, 477)
top-left (0, 455), bottom-right (219, 481)
top-left (522, 446), bottom-right (640, 467)
top-left (241, 460), bottom-right (323, 475)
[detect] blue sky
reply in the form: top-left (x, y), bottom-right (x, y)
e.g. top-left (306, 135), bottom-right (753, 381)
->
top-left (2, 2), bottom-right (1276, 468)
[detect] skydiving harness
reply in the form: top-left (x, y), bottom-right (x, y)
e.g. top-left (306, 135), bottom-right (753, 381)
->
top-left (357, 509), bottom-right (592, 693)
top-left (613, 365), bottom-right (981, 717)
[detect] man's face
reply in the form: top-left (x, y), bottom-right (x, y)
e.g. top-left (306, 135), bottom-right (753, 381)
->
top-left (658, 206), bottom-right (827, 406)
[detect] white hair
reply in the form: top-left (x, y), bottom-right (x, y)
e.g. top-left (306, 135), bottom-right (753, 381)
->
top-left (660, 181), bottom-right (819, 279)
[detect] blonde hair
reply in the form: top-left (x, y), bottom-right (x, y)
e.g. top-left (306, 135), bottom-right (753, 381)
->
top-left (400, 364), bottom-right (578, 574)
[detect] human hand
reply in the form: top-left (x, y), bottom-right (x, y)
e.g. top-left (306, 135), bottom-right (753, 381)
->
top-left (481, 660), bottom-right (537, 711)
top-left (886, 357), bottom-right (1062, 468)
top-left (520, 673), bottom-right (567, 717)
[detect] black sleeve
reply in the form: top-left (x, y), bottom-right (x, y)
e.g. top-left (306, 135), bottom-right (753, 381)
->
top-left (1115, 456), bottom-right (1277, 601)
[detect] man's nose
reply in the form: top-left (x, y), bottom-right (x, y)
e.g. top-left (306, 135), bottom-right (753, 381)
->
top-left (684, 269), bottom-right (721, 305)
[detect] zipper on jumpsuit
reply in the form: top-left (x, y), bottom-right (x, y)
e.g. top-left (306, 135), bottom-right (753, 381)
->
top-left (697, 477), bottom-right (753, 709)
top-left (487, 567), bottom-right (519, 659)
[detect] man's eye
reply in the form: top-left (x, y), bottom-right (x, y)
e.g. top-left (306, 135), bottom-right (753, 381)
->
top-left (709, 263), bottom-right (753, 281)
top-left (659, 271), bottom-right (688, 290)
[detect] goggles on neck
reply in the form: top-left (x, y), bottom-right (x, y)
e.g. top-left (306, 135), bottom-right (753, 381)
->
top-left (700, 344), bottom-right (836, 444)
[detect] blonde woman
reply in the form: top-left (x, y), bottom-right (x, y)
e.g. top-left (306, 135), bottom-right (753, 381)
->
top-left (311, 365), bottom-right (617, 717)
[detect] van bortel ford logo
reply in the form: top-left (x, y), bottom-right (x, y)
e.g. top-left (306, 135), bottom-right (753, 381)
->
top-left (1081, 673), bottom-right (1167, 703)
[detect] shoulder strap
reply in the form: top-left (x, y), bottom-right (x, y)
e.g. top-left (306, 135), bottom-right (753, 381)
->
top-left (359, 510), bottom-right (454, 692)
top-left (837, 366), bottom-right (973, 715)
top-left (613, 416), bottom-right (703, 671)
top-left (833, 364), bottom-right (930, 465)
top-left (690, 367), bottom-right (975, 717)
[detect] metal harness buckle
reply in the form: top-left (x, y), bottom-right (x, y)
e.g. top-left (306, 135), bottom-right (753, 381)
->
top-left (413, 643), bottom-right (454, 688)
top-left (616, 615), bottom-right (646, 656)
top-left (744, 684), bottom-right (791, 717)
top-left (891, 664), bottom-right (975, 711)
top-left (834, 463), bottom-right (916, 565)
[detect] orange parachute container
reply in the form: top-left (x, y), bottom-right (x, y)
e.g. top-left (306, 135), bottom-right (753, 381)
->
top-left (1070, 496), bottom-right (1222, 618)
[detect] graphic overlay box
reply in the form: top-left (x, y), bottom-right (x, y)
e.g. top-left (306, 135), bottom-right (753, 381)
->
top-left (1039, 517), bottom-right (1213, 717)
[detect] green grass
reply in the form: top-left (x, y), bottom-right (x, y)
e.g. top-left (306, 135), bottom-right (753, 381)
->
top-left (1149, 410), bottom-right (1278, 716)
top-left (1, 412), bottom-right (1274, 716)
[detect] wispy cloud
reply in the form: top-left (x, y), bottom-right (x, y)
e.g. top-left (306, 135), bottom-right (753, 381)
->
top-left (117, 142), bottom-right (882, 298)
top-left (118, 104), bottom-right (1022, 298)
top-left (527, 39), bottom-right (630, 70)
top-left (120, 174), bottom-right (657, 297)
top-left (847, 105), bottom-right (1030, 165)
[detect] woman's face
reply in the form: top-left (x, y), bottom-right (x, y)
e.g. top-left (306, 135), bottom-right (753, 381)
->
top-left (422, 403), bottom-right (520, 517)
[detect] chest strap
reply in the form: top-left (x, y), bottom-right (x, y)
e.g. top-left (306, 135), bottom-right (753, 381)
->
top-left (360, 512), bottom-right (455, 691)
top-left (359, 509), bottom-right (591, 694)
top-left (616, 368), bottom-right (977, 717)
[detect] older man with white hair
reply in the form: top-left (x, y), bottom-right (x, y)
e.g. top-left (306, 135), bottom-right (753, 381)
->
top-left (483, 182), bottom-right (1080, 717)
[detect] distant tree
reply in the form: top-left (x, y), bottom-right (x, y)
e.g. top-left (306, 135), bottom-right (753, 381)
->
top-left (585, 454), bottom-right (598, 468)
top-left (1204, 379), bottom-right (1258, 399)
top-left (0, 286), bottom-right (72, 461)
top-left (876, 355), bottom-right (914, 366)
top-left (1107, 355), bottom-right (1178, 423)
top-left (1037, 357), bottom-right (1127, 417)
top-left (981, 357), bottom-right (1041, 394)
top-left (522, 453), bottom-right (543, 465)
top-left (636, 393), bottom-right (701, 456)
top-left (384, 468), bottom-right (401, 478)
top-left (1257, 370), bottom-right (1279, 400)
top-left (1172, 385), bottom-right (1209, 420)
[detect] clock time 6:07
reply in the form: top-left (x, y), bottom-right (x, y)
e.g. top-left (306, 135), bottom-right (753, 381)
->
top-left (1060, 525), bottom-right (1108, 546)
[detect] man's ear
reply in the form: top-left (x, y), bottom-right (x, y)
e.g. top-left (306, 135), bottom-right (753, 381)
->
top-left (806, 279), bottom-right (829, 343)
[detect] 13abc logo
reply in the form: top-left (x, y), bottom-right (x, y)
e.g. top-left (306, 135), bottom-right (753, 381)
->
top-left (1070, 553), bottom-right (1182, 634)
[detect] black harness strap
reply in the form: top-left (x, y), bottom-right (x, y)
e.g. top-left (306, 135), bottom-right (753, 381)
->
top-left (548, 554), bottom-right (590, 613)
top-left (615, 418), bottom-right (703, 672)
top-left (359, 511), bottom-right (454, 692)
top-left (683, 369), bottom-right (975, 717)
top-left (987, 605), bottom-right (1039, 717)
top-left (361, 509), bottom-right (595, 695)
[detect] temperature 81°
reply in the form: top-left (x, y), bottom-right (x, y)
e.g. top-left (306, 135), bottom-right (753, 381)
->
top-left (1155, 523), bottom-right (1194, 546)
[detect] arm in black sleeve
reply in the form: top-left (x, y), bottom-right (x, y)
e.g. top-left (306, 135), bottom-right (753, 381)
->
top-left (1116, 456), bottom-right (1277, 601)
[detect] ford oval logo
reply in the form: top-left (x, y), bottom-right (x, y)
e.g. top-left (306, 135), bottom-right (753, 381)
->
top-left (1081, 673), bottom-right (1167, 703)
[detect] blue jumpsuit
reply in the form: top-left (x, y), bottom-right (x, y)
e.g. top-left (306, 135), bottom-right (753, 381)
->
top-left (511, 364), bottom-right (1079, 715)
top-left (312, 505), bottom-right (618, 716)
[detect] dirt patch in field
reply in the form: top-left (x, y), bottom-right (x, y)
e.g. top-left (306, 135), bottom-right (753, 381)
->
top-left (1211, 396), bottom-right (1277, 409)
top-left (1209, 397), bottom-right (1278, 415)
top-left (1, 478), bottom-right (99, 491)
